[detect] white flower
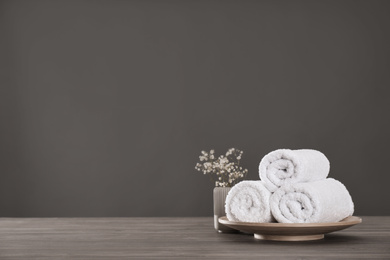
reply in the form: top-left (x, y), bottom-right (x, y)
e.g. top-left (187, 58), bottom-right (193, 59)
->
top-left (196, 148), bottom-right (248, 187)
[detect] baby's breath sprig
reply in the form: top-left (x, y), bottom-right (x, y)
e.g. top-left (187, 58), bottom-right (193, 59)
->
top-left (195, 148), bottom-right (248, 187)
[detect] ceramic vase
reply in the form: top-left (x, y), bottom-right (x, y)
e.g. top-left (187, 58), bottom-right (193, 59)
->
top-left (213, 187), bottom-right (236, 232)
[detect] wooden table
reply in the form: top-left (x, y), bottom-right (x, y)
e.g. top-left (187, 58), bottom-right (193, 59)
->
top-left (0, 216), bottom-right (389, 259)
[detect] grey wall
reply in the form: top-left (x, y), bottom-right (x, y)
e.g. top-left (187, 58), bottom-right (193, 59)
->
top-left (1, 0), bottom-right (389, 217)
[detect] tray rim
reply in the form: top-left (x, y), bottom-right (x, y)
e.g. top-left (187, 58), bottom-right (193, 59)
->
top-left (218, 215), bottom-right (362, 228)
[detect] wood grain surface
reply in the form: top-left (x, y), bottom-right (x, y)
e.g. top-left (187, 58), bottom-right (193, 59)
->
top-left (0, 216), bottom-right (389, 259)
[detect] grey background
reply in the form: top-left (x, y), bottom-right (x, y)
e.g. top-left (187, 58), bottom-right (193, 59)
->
top-left (0, 0), bottom-right (389, 217)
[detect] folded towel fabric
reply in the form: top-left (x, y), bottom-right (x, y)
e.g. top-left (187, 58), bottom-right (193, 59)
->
top-left (225, 181), bottom-right (274, 223)
top-left (259, 149), bottom-right (330, 192)
top-left (270, 178), bottom-right (354, 223)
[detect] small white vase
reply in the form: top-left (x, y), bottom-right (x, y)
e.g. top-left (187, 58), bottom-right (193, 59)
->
top-left (213, 187), bottom-right (236, 233)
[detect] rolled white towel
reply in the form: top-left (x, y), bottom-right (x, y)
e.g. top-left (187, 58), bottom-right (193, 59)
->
top-left (270, 178), bottom-right (354, 223)
top-left (225, 181), bottom-right (274, 223)
top-left (259, 149), bottom-right (330, 192)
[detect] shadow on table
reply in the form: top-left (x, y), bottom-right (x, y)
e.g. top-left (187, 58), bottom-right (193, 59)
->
top-left (217, 232), bottom-right (364, 245)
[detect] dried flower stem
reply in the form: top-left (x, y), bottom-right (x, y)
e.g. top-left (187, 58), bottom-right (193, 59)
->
top-left (194, 148), bottom-right (248, 187)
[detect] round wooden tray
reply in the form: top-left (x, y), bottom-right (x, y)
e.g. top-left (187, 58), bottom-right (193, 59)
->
top-left (218, 216), bottom-right (362, 241)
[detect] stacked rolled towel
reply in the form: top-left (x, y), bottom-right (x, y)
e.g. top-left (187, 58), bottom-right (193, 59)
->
top-left (225, 181), bottom-right (274, 223)
top-left (225, 148), bottom-right (354, 224)
top-left (259, 149), bottom-right (330, 192)
top-left (270, 178), bottom-right (354, 223)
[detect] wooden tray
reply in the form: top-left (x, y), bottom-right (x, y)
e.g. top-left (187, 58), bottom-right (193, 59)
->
top-left (218, 216), bottom-right (362, 241)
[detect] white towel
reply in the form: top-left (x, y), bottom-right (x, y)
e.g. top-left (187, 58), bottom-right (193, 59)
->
top-left (225, 181), bottom-right (274, 223)
top-left (270, 178), bottom-right (354, 223)
top-left (259, 149), bottom-right (330, 192)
